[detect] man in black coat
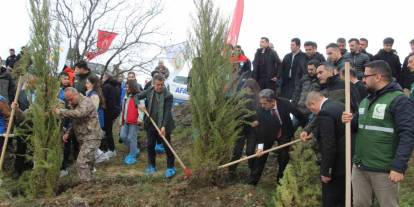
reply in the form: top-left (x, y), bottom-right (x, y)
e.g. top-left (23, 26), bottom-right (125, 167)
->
top-left (301, 91), bottom-right (345, 207)
top-left (304, 41), bottom-right (326, 63)
top-left (280, 38), bottom-right (308, 99)
top-left (252, 37), bottom-right (282, 90)
top-left (248, 89), bottom-right (306, 185)
top-left (5, 48), bottom-right (17, 69)
top-left (400, 39), bottom-right (414, 91)
top-left (359, 38), bottom-right (374, 61)
top-left (373, 37), bottom-right (402, 84)
top-left (101, 73), bottom-right (121, 157)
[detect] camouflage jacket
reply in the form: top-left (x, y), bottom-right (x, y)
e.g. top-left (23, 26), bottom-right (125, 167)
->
top-left (59, 94), bottom-right (102, 141)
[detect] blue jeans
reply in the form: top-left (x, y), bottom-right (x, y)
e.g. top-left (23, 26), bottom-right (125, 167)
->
top-left (120, 124), bottom-right (139, 156)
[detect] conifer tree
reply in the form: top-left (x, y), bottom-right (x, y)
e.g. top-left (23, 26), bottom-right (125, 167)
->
top-left (272, 142), bottom-right (321, 207)
top-left (188, 0), bottom-right (249, 184)
top-left (25, 0), bottom-right (62, 197)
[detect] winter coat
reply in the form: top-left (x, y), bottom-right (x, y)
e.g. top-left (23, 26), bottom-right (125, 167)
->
top-left (306, 52), bottom-right (326, 63)
top-left (373, 49), bottom-right (402, 84)
top-left (74, 71), bottom-right (97, 95)
top-left (103, 78), bottom-right (122, 120)
top-left (291, 74), bottom-right (320, 114)
top-left (319, 75), bottom-right (361, 112)
top-left (256, 97), bottom-right (306, 145)
top-left (136, 86), bottom-right (175, 134)
top-left (280, 51), bottom-right (308, 99)
top-left (351, 81), bottom-right (414, 173)
top-left (5, 55), bottom-right (17, 68)
top-left (0, 71), bottom-right (16, 104)
top-left (59, 94), bottom-right (103, 141)
top-left (330, 56), bottom-right (348, 71)
top-left (316, 99), bottom-right (346, 177)
top-left (252, 47), bottom-right (282, 81)
top-left (154, 65), bottom-right (170, 79)
top-left (0, 71), bottom-right (16, 103)
top-left (400, 53), bottom-right (414, 89)
top-left (343, 52), bottom-right (370, 73)
top-left (353, 81), bottom-right (368, 100)
top-left (361, 49), bottom-right (374, 61)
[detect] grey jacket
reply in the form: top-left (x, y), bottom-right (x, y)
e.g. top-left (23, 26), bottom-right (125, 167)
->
top-left (343, 52), bottom-right (370, 72)
top-left (0, 71), bottom-right (16, 103)
top-left (291, 74), bottom-right (320, 114)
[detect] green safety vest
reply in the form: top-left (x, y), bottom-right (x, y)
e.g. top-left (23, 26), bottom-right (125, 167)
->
top-left (353, 90), bottom-right (403, 171)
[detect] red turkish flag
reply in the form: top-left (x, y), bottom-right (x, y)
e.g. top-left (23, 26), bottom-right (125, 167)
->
top-left (86, 30), bottom-right (117, 60)
top-left (226, 0), bottom-right (244, 46)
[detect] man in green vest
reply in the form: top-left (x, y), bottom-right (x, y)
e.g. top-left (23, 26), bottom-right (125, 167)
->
top-left (342, 60), bottom-right (414, 207)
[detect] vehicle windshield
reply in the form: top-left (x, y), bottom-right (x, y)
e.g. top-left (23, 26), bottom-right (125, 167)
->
top-left (173, 76), bottom-right (188, 85)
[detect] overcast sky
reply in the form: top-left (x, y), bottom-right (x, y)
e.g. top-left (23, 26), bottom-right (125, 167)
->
top-left (1, 0), bottom-right (413, 63)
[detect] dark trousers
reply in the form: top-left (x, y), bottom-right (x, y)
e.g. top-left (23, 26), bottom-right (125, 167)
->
top-left (249, 141), bottom-right (273, 185)
top-left (14, 136), bottom-right (33, 174)
top-left (229, 128), bottom-right (256, 172)
top-left (61, 133), bottom-right (79, 170)
top-left (322, 175), bottom-right (345, 207)
top-left (101, 115), bottom-right (115, 151)
top-left (249, 136), bottom-right (291, 185)
top-left (275, 136), bottom-right (290, 180)
top-left (147, 127), bottom-right (174, 168)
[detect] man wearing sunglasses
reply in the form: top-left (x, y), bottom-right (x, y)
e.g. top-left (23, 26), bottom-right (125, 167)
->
top-left (342, 60), bottom-right (414, 207)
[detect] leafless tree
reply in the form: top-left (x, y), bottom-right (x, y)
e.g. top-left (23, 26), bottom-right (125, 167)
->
top-left (54, 0), bottom-right (164, 75)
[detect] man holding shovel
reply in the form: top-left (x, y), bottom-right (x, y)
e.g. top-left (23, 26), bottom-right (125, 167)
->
top-left (248, 89), bottom-right (306, 186)
top-left (135, 74), bottom-right (176, 178)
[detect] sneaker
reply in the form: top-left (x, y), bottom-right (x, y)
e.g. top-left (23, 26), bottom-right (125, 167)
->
top-left (96, 153), bottom-right (109, 163)
top-left (145, 166), bottom-right (157, 175)
top-left (95, 149), bottom-right (105, 160)
top-left (60, 169), bottom-right (69, 177)
top-left (165, 167), bottom-right (176, 178)
top-left (155, 144), bottom-right (165, 154)
top-left (104, 150), bottom-right (117, 159)
top-left (124, 155), bottom-right (137, 165)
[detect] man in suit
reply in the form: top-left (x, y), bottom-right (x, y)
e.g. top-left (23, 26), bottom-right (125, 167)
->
top-left (301, 91), bottom-right (345, 207)
top-left (248, 89), bottom-right (306, 185)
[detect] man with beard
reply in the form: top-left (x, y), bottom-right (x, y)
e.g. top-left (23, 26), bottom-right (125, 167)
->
top-left (373, 37), bottom-right (402, 85)
top-left (359, 38), bottom-right (374, 61)
top-left (292, 59), bottom-right (321, 116)
top-left (252, 37), bottom-right (282, 90)
top-left (400, 39), bottom-right (414, 94)
top-left (337, 38), bottom-right (350, 57)
top-left (304, 41), bottom-right (326, 63)
top-left (344, 38), bottom-right (370, 79)
top-left (342, 60), bottom-right (414, 207)
top-left (326, 43), bottom-right (348, 72)
top-left (280, 38), bottom-right (308, 99)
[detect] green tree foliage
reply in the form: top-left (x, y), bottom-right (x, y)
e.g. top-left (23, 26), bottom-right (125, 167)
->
top-left (272, 142), bottom-right (321, 207)
top-left (25, 0), bottom-right (62, 197)
top-left (188, 0), bottom-right (249, 184)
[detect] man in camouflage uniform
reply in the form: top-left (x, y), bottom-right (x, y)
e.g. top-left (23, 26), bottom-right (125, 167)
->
top-left (54, 87), bottom-right (102, 182)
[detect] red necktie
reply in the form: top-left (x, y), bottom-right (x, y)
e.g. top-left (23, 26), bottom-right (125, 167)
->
top-left (271, 109), bottom-right (282, 138)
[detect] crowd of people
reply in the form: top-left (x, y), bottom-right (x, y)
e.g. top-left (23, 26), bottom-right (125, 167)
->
top-left (228, 37), bottom-right (414, 207)
top-left (1, 35), bottom-right (414, 207)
